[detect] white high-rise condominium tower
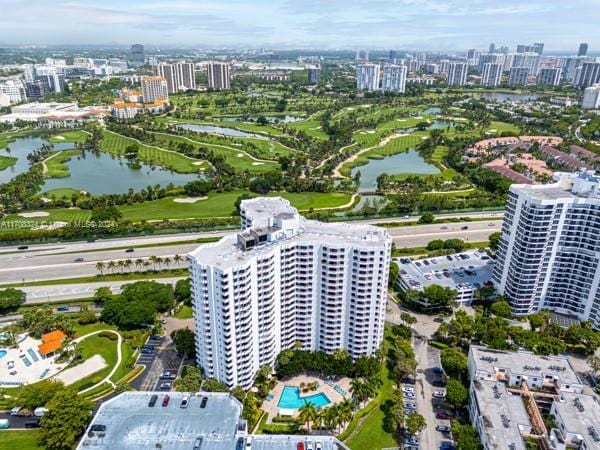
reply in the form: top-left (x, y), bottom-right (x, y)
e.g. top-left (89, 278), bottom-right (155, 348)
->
top-left (381, 64), bottom-right (407, 92)
top-left (493, 171), bottom-right (600, 327)
top-left (356, 63), bottom-right (380, 91)
top-left (188, 197), bottom-right (391, 388)
top-left (576, 62), bottom-right (600, 88)
top-left (207, 62), bottom-right (230, 90)
top-left (512, 53), bottom-right (540, 76)
top-left (447, 62), bottom-right (468, 86)
top-left (481, 63), bottom-right (503, 87)
top-left (536, 67), bottom-right (561, 86)
top-left (153, 63), bottom-right (196, 93)
top-left (508, 67), bottom-right (529, 85)
top-left (141, 76), bottom-right (169, 103)
top-left (582, 84), bottom-right (600, 109)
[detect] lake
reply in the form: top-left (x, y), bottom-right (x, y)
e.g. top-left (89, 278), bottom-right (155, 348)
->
top-left (351, 149), bottom-right (440, 192)
top-left (421, 107), bottom-right (442, 115)
top-left (481, 93), bottom-right (540, 102)
top-left (41, 151), bottom-right (200, 195)
top-left (0, 136), bottom-right (73, 184)
top-left (177, 123), bottom-right (269, 139)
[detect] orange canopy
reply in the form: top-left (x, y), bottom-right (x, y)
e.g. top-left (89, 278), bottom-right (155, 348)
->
top-left (38, 330), bottom-right (67, 356)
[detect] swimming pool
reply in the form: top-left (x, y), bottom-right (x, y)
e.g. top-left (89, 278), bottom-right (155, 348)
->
top-left (277, 386), bottom-right (331, 409)
top-left (0, 350), bottom-right (6, 359)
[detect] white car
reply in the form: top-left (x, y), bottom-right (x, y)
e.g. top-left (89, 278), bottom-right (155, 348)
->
top-left (433, 391), bottom-right (446, 399)
top-left (402, 386), bottom-right (414, 393)
top-left (307, 440), bottom-right (314, 450)
top-left (404, 392), bottom-right (416, 399)
top-left (315, 442), bottom-right (322, 450)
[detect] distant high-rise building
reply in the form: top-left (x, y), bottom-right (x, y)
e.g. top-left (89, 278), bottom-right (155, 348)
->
top-left (207, 62), bottom-right (231, 90)
top-left (389, 50), bottom-right (397, 62)
top-left (516, 44), bottom-right (528, 53)
top-left (0, 80), bottom-right (26, 103)
top-left (489, 43), bottom-right (496, 53)
top-left (517, 43), bottom-right (544, 55)
top-left (141, 76), bottom-right (168, 103)
top-left (307, 65), bottom-right (321, 84)
top-left (537, 67), bottom-right (561, 86)
top-left (467, 49), bottom-right (480, 66)
top-left (478, 53), bottom-right (504, 72)
top-left (576, 62), bottom-right (600, 88)
top-left (447, 62), bottom-right (468, 86)
top-left (481, 63), bottom-right (503, 87)
top-left (578, 43), bottom-right (589, 57)
top-left (512, 53), bottom-right (540, 76)
top-left (153, 63), bottom-right (196, 93)
top-left (533, 42), bottom-right (544, 55)
top-left (131, 44), bottom-right (144, 67)
top-left (439, 60), bottom-right (450, 75)
top-left (356, 63), bottom-right (380, 91)
top-left (563, 56), bottom-right (586, 82)
top-left (508, 67), bottom-right (529, 85)
top-left (381, 64), bottom-right (407, 93)
top-left (582, 84), bottom-right (600, 109)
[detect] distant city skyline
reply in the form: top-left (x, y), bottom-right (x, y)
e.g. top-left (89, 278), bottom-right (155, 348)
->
top-left (1, 0), bottom-right (599, 50)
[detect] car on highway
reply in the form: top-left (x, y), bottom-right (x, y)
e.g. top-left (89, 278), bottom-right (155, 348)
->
top-left (159, 382), bottom-right (172, 390)
top-left (436, 425), bottom-right (451, 432)
top-left (461, 225), bottom-right (469, 230)
top-left (17, 246), bottom-right (29, 250)
top-left (433, 391), bottom-right (446, 399)
top-left (125, 248), bottom-right (135, 253)
top-left (440, 226), bottom-right (448, 230)
top-left (162, 395), bottom-right (170, 407)
top-left (160, 371), bottom-right (176, 379)
top-left (74, 257), bottom-right (84, 262)
top-left (488, 222), bottom-right (496, 226)
top-left (435, 412), bottom-right (453, 420)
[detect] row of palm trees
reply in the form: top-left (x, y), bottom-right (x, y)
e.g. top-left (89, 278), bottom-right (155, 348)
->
top-left (95, 254), bottom-right (185, 275)
top-left (297, 376), bottom-right (382, 433)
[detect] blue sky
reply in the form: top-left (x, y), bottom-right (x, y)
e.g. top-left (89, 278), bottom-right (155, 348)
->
top-left (1, 0), bottom-right (598, 51)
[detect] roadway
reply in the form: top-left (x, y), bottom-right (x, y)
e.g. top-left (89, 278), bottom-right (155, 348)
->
top-left (0, 212), bottom-right (502, 292)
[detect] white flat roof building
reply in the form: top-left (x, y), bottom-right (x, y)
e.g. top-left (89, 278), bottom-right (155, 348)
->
top-left (188, 197), bottom-right (391, 388)
top-left (549, 393), bottom-right (600, 450)
top-left (583, 84), bottom-right (600, 110)
top-left (493, 170), bottom-right (600, 326)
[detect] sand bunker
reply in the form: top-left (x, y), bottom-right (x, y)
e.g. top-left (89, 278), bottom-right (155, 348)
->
top-left (173, 196), bottom-right (208, 204)
top-left (237, 153), bottom-right (244, 157)
top-left (18, 211), bottom-right (49, 218)
top-left (53, 136), bottom-right (65, 140)
top-left (192, 162), bottom-right (204, 166)
top-left (252, 162), bottom-right (265, 166)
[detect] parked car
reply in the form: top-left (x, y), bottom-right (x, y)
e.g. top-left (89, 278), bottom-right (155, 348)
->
top-left (193, 437), bottom-right (203, 450)
top-left (404, 437), bottom-right (419, 446)
top-left (162, 395), bottom-right (170, 407)
top-left (436, 425), bottom-right (451, 432)
top-left (404, 392), bottom-right (416, 399)
top-left (297, 442), bottom-right (305, 450)
top-left (433, 391), bottom-right (446, 399)
top-left (9, 370), bottom-right (17, 376)
top-left (180, 396), bottom-right (189, 409)
top-left (436, 412), bottom-right (453, 420)
top-left (440, 444), bottom-right (456, 450)
top-left (315, 442), bottom-right (323, 450)
top-left (148, 395), bottom-right (158, 407)
top-left (432, 367), bottom-right (444, 374)
top-left (306, 440), bottom-right (314, 450)
top-left (160, 371), bottom-right (176, 379)
top-left (200, 396), bottom-right (208, 408)
top-left (90, 424), bottom-right (106, 432)
top-left (24, 420), bottom-right (40, 428)
top-left (159, 382), bottom-right (172, 390)
top-left (402, 386), bottom-right (414, 393)
top-left (33, 407), bottom-right (48, 417)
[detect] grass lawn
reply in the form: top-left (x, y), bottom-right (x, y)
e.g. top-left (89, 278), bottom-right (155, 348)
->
top-left (175, 305), bottom-right (193, 319)
top-left (119, 190), bottom-right (352, 222)
top-left (44, 149), bottom-right (81, 178)
top-left (0, 208), bottom-right (91, 231)
top-left (286, 117), bottom-right (329, 140)
top-left (0, 154), bottom-right (17, 170)
top-left (100, 130), bottom-right (208, 173)
top-left (69, 333), bottom-right (122, 392)
top-left (0, 430), bottom-right (43, 449)
top-left (40, 188), bottom-right (81, 199)
top-left (149, 132), bottom-right (280, 173)
top-left (47, 130), bottom-right (88, 144)
top-left (164, 117), bottom-right (288, 138)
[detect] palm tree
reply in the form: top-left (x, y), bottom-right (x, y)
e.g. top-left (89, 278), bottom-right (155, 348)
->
top-left (337, 399), bottom-right (354, 430)
top-left (107, 260), bottom-right (116, 274)
top-left (323, 406), bottom-right (339, 431)
top-left (298, 403), bottom-right (317, 432)
top-left (350, 379), bottom-right (368, 408)
top-left (117, 260), bottom-right (126, 273)
top-left (149, 255), bottom-right (159, 271)
top-left (95, 261), bottom-right (105, 276)
top-left (124, 259), bottom-right (133, 273)
top-left (143, 260), bottom-right (151, 271)
top-left (135, 258), bottom-right (144, 272)
top-left (173, 254), bottom-right (183, 267)
top-left (162, 256), bottom-right (172, 269)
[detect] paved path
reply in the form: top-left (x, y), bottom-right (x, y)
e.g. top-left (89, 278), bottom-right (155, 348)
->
top-left (76, 329), bottom-right (123, 393)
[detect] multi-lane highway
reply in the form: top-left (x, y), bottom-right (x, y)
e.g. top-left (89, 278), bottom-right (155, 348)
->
top-left (0, 211), bottom-right (502, 301)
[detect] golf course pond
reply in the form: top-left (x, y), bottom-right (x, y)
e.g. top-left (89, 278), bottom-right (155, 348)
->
top-left (176, 123), bottom-right (270, 139)
top-left (351, 149), bottom-right (440, 192)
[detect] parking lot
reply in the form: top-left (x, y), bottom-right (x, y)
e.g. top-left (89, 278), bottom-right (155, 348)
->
top-left (131, 334), bottom-right (183, 392)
